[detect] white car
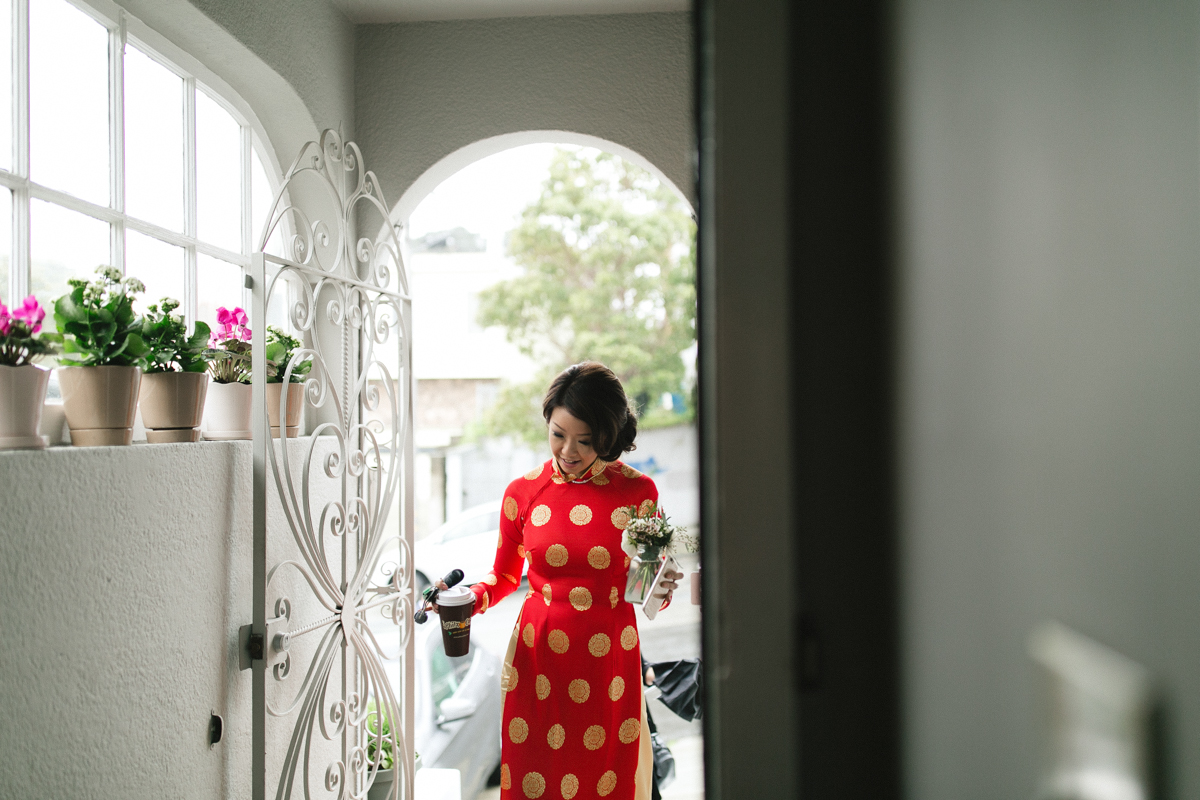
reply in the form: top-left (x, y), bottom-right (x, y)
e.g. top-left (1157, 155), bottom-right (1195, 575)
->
top-left (415, 502), bottom-right (526, 594)
top-left (412, 624), bottom-right (503, 799)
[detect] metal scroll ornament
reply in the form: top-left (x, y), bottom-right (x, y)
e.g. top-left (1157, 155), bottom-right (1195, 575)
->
top-left (251, 130), bottom-right (413, 800)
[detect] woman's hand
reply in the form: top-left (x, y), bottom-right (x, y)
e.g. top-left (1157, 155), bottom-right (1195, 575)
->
top-left (657, 569), bottom-right (683, 611)
top-left (423, 579), bottom-right (451, 614)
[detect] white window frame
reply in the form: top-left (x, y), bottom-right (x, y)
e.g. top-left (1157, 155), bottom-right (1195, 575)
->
top-left (0, 0), bottom-right (278, 326)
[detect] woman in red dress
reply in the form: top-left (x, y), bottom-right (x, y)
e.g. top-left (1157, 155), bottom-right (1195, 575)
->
top-left (437, 362), bottom-right (677, 800)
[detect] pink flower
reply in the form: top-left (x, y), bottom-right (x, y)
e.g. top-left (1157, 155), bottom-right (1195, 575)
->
top-left (0, 301), bottom-right (9, 337)
top-left (210, 306), bottom-right (252, 346)
top-left (216, 307), bottom-right (234, 326)
top-left (232, 307), bottom-right (248, 327)
top-left (12, 296), bottom-right (44, 334)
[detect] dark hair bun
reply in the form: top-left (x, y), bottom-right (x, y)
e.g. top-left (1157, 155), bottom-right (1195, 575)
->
top-left (542, 362), bottom-right (638, 461)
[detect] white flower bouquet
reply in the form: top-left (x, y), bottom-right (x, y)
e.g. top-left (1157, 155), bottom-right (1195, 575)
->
top-left (621, 502), bottom-right (696, 606)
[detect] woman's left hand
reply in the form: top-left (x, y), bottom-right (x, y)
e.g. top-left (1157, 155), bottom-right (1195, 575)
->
top-left (657, 569), bottom-right (683, 611)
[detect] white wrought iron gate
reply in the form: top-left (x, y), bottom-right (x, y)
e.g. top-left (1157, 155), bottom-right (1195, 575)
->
top-left (247, 131), bottom-right (414, 800)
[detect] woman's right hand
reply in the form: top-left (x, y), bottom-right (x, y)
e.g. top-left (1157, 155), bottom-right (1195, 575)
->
top-left (423, 579), bottom-right (451, 614)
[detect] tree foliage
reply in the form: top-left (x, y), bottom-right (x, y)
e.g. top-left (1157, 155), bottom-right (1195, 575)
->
top-left (477, 148), bottom-right (696, 444)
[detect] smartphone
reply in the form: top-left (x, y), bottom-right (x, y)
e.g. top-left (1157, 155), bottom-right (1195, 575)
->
top-left (641, 554), bottom-right (681, 620)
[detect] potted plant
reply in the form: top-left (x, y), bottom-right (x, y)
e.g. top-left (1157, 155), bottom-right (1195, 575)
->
top-left (0, 295), bottom-right (58, 449)
top-left (137, 298), bottom-right (211, 443)
top-left (265, 326), bottom-right (311, 438)
top-left (50, 267), bottom-right (149, 446)
top-left (366, 699), bottom-right (414, 800)
top-left (202, 306), bottom-right (252, 440)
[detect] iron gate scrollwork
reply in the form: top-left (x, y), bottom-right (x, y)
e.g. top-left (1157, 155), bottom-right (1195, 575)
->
top-left (250, 130), bottom-right (414, 800)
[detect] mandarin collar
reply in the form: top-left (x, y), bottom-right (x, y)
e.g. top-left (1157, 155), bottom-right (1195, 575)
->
top-left (551, 456), bottom-right (610, 485)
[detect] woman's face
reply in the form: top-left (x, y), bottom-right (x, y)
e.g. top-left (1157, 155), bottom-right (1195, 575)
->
top-left (548, 406), bottom-right (598, 477)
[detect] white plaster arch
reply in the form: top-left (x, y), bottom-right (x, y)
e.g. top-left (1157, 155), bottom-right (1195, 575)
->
top-left (388, 129), bottom-right (694, 230)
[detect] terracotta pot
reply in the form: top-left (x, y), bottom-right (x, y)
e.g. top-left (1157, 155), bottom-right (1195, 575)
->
top-left (267, 382), bottom-right (304, 438)
top-left (57, 365), bottom-right (141, 447)
top-left (0, 364), bottom-right (50, 449)
top-left (202, 381), bottom-right (252, 440)
top-left (139, 371), bottom-right (209, 443)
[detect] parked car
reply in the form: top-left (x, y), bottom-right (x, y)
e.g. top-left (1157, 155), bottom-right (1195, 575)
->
top-left (411, 623), bottom-right (503, 799)
top-left (415, 501), bottom-right (527, 594)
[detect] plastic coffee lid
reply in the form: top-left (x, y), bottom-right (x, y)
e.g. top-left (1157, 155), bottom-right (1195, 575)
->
top-left (438, 586), bottom-right (475, 607)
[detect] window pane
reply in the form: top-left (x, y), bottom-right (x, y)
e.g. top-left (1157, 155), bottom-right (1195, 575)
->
top-left (196, 89), bottom-right (241, 252)
top-left (196, 253), bottom-right (242, 330)
top-left (30, 0), bottom-right (109, 206)
top-left (0, 0), bottom-right (12, 171)
top-left (252, 148), bottom-right (275, 251)
top-left (0, 188), bottom-right (10, 299)
top-left (126, 230), bottom-right (183, 313)
top-left (125, 46), bottom-right (183, 231)
top-left (30, 200), bottom-right (110, 331)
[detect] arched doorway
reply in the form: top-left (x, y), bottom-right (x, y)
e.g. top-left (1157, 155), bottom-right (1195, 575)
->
top-left (393, 134), bottom-right (703, 800)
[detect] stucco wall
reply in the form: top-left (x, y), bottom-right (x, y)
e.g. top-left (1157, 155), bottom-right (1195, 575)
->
top-left (896, 1), bottom-right (1200, 795)
top-left (0, 442), bottom-right (254, 800)
top-left (353, 12), bottom-right (694, 213)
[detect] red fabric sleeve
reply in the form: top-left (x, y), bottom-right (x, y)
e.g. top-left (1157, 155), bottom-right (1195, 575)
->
top-left (470, 483), bottom-right (526, 616)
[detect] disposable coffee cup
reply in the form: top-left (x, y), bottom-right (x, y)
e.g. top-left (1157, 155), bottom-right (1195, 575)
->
top-left (437, 586), bottom-right (475, 657)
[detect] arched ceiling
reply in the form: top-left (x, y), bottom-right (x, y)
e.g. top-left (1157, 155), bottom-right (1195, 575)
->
top-left (329, 0), bottom-right (688, 23)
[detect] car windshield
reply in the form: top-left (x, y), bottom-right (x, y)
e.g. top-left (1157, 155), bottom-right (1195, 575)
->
top-left (429, 646), bottom-right (473, 707)
top-left (440, 508), bottom-right (500, 542)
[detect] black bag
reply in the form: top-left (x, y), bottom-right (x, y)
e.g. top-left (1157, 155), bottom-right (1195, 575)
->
top-left (651, 731), bottom-right (676, 791)
top-left (648, 658), bottom-right (704, 722)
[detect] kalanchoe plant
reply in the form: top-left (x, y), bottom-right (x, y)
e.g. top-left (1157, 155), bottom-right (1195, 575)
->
top-left (0, 295), bottom-right (58, 366)
top-left (50, 266), bottom-right (148, 367)
top-left (139, 298), bottom-right (212, 373)
top-left (265, 326), bottom-right (312, 383)
top-left (207, 306), bottom-right (252, 384)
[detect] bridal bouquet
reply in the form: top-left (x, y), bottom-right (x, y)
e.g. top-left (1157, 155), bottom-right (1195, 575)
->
top-left (622, 502), bottom-right (696, 606)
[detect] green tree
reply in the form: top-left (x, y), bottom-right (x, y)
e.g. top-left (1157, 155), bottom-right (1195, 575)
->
top-left (476, 148), bottom-right (696, 444)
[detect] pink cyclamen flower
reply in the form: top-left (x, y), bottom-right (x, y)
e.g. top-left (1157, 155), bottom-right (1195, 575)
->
top-left (232, 307), bottom-right (248, 327)
top-left (0, 301), bottom-right (9, 336)
top-left (12, 296), bottom-right (45, 334)
top-left (216, 306), bottom-right (234, 327)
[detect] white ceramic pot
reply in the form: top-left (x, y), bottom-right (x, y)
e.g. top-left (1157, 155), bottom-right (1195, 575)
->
top-left (267, 381), bottom-right (304, 438)
top-left (57, 365), bottom-right (142, 447)
top-left (139, 371), bottom-right (209, 443)
top-left (202, 381), bottom-right (252, 440)
top-left (0, 364), bottom-right (50, 449)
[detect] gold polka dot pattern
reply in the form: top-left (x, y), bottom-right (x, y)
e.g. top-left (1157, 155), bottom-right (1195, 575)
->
top-left (624, 554), bottom-right (631, 568)
top-left (479, 592), bottom-right (489, 613)
top-left (639, 499), bottom-right (655, 516)
top-left (588, 546), bottom-right (611, 569)
top-left (535, 674), bottom-right (551, 700)
top-left (498, 532), bottom-right (503, 549)
top-left (618, 718), bottom-right (640, 744)
top-left (548, 630), bottom-right (569, 654)
top-left (500, 764), bottom-right (511, 790)
top-left (517, 544), bottom-right (526, 559)
top-left (569, 587), bottom-right (592, 611)
top-left (509, 717), bottom-right (529, 744)
top-left (608, 676), bottom-right (625, 701)
top-left (501, 664), bottom-right (518, 692)
top-left (620, 625), bottom-right (638, 650)
top-left (542, 583), bottom-right (552, 605)
top-left (522, 623), bottom-right (535, 647)
top-left (588, 633), bottom-right (611, 657)
top-left (610, 507), bottom-right (631, 530)
top-left (524, 465), bottom-right (543, 480)
top-left (482, 574), bottom-right (497, 586)
top-left (583, 725), bottom-right (606, 750)
top-left (568, 679), bottom-right (590, 703)
top-left (593, 473), bottom-right (610, 486)
top-left (621, 463), bottom-right (643, 478)
top-left (531, 505), bottom-right (552, 526)
top-left (561, 774), bottom-right (579, 800)
top-left (610, 587), bottom-right (619, 608)
top-left (547, 724), bottom-right (565, 750)
top-left (522, 771), bottom-right (546, 798)
top-left (569, 504), bottom-right (593, 525)
top-left (502, 572), bottom-right (519, 585)
top-left (545, 544), bottom-right (568, 567)
top-left (503, 496), bottom-right (519, 521)
top-left (597, 771), bottom-right (618, 797)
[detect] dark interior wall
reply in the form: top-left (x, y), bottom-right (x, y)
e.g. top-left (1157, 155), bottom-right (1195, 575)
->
top-left (896, 1), bottom-right (1200, 796)
top-left (698, 0), bottom-right (897, 796)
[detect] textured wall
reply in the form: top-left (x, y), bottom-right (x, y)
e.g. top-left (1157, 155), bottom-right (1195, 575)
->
top-left (184, 0), bottom-right (356, 137)
top-left (354, 12), bottom-right (694, 212)
top-left (896, 1), bottom-right (1200, 796)
top-left (0, 443), bottom-right (253, 800)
